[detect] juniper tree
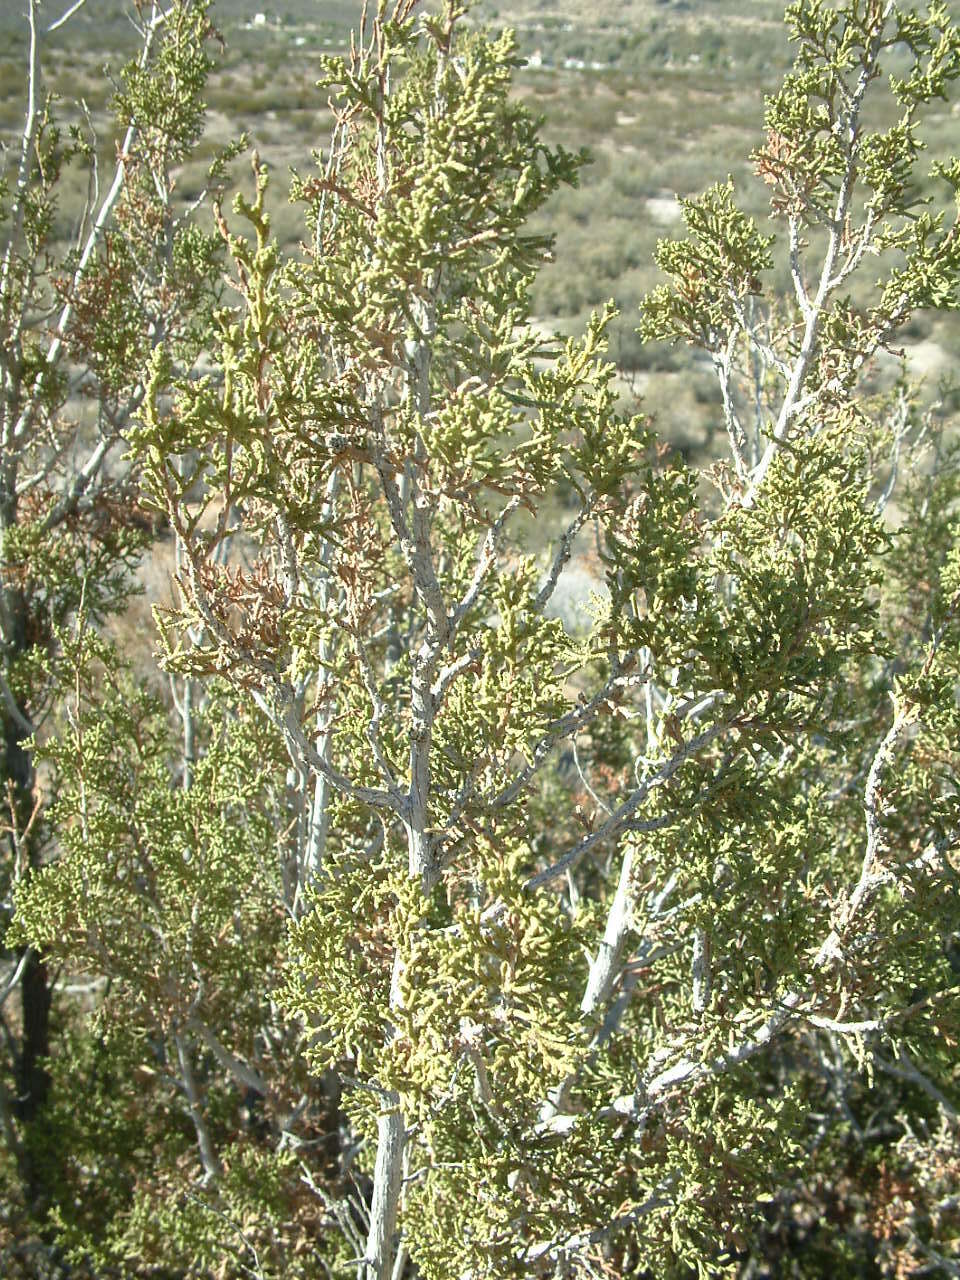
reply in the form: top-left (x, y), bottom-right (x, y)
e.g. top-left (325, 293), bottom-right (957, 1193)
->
top-left (10, 0), bottom-right (960, 1277)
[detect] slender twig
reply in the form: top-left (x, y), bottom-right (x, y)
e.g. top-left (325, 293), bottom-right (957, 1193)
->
top-left (0, 0), bottom-right (41, 346)
top-left (47, 0), bottom-right (90, 33)
top-left (875, 1046), bottom-right (958, 1121)
top-left (0, 950), bottom-right (30, 1011)
top-left (448, 495), bottom-right (520, 636)
top-left (534, 501), bottom-right (593, 614)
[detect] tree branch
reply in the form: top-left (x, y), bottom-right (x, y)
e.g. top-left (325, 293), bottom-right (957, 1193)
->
top-left (525, 720), bottom-right (727, 891)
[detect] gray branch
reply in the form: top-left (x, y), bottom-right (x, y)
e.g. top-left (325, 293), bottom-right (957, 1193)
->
top-left (525, 719), bottom-right (727, 891)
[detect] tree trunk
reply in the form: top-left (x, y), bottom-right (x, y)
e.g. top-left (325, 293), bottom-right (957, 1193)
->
top-left (1, 533), bottom-right (52, 1204)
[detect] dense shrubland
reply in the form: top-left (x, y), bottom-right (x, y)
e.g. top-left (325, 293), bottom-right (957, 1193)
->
top-left (2, 1), bottom-right (960, 1278)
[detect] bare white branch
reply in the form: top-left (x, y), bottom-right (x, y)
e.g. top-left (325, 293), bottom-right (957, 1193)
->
top-left (174, 1030), bottom-right (221, 1183)
top-left (449, 495), bottom-right (521, 636)
top-left (742, 17), bottom-right (890, 507)
top-left (189, 1020), bottom-right (268, 1098)
top-left (875, 1046), bottom-right (958, 1121)
top-left (47, 0), bottom-right (90, 33)
top-left (0, 950), bottom-right (31, 1011)
top-left (534, 501), bottom-right (592, 614)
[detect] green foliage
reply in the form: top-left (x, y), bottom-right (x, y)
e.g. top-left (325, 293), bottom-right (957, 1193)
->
top-left (112, 0), bottom-right (218, 166)
top-left (0, 1), bottom-right (248, 1268)
top-left (5, 1), bottom-right (960, 1277)
top-left (11, 630), bottom-right (284, 1039)
top-left (640, 181), bottom-right (775, 349)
